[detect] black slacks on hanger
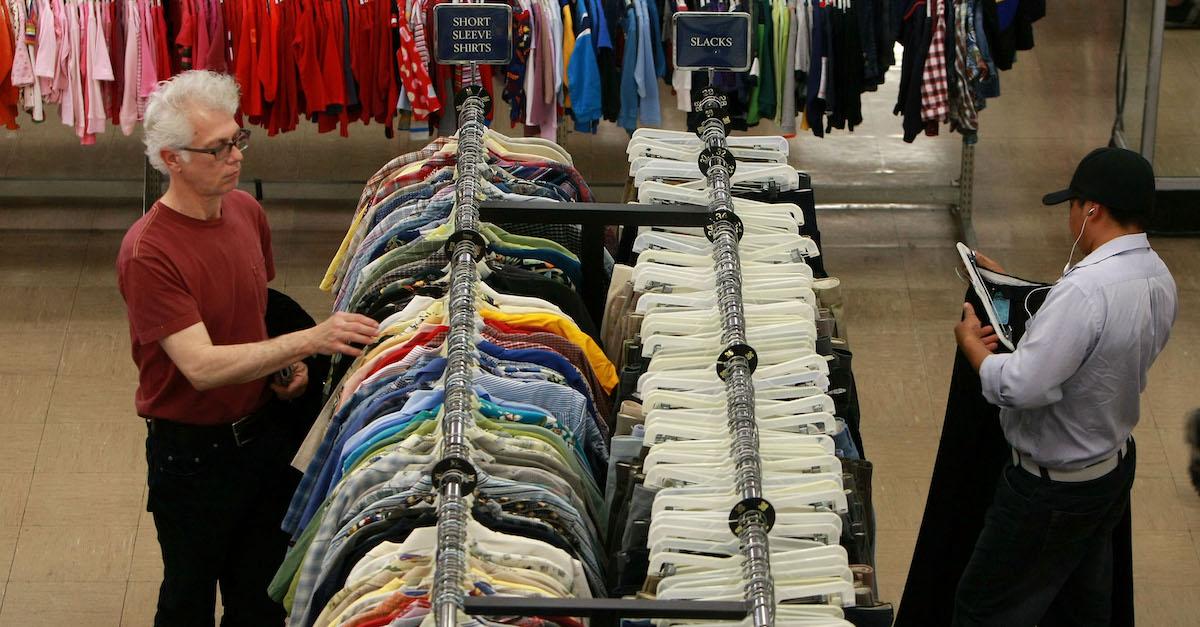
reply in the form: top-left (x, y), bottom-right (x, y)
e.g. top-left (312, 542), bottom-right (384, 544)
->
top-left (895, 283), bottom-right (1134, 627)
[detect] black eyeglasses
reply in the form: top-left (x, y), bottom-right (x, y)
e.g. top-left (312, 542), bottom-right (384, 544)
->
top-left (181, 128), bottom-right (251, 160)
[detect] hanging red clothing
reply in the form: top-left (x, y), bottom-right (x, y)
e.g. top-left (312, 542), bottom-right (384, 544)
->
top-left (293, 0), bottom-right (327, 114)
top-left (0, 0), bottom-right (20, 129)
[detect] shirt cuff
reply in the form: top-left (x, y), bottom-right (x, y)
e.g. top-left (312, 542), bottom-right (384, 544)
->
top-left (978, 353), bottom-right (1009, 407)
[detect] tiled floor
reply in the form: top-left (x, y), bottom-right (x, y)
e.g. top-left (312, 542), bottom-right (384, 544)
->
top-left (0, 1), bottom-right (1198, 625)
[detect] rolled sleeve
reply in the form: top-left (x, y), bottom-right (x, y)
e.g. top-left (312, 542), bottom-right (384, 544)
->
top-left (976, 282), bottom-right (1098, 410)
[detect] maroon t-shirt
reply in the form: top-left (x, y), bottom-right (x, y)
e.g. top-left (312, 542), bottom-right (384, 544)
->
top-left (117, 190), bottom-right (275, 425)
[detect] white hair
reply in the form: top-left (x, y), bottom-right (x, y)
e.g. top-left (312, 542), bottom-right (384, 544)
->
top-left (143, 71), bottom-right (241, 175)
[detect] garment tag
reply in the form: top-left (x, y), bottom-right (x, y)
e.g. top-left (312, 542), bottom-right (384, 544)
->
top-left (672, 11), bottom-right (752, 71)
top-left (25, 21), bottom-right (37, 45)
top-left (432, 3), bottom-right (513, 65)
top-left (991, 294), bottom-right (1010, 326)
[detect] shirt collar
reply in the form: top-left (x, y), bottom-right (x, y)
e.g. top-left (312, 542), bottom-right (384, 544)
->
top-left (1064, 233), bottom-right (1150, 276)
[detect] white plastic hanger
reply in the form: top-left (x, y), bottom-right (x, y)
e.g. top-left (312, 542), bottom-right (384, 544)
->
top-left (641, 385), bottom-right (834, 412)
top-left (644, 345), bottom-right (825, 373)
top-left (637, 287), bottom-right (819, 313)
top-left (643, 412), bottom-right (838, 442)
top-left (649, 511), bottom-right (843, 555)
top-left (635, 161), bottom-right (799, 192)
top-left (626, 139), bottom-right (787, 165)
top-left (629, 128), bottom-right (791, 154)
top-left (640, 321), bottom-right (818, 358)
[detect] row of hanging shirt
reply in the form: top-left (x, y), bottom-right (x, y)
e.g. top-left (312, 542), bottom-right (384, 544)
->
top-left (0, 0), bottom-right (173, 137)
top-left (596, 128), bottom-right (879, 625)
top-left (273, 129), bottom-right (618, 627)
top-left (1, 0), bottom-right (1042, 142)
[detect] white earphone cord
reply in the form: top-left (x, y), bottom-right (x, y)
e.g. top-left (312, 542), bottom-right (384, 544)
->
top-left (1062, 206), bottom-right (1095, 275)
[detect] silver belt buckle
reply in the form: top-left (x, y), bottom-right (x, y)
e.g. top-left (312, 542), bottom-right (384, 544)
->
top-left (231, 413), bottom-right (257, 447)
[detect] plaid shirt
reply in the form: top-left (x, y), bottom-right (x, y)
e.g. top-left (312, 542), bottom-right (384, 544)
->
top-left (920, 0), bottom-right (950, 125)
top-left (949, 0), bottom-right (979, 136)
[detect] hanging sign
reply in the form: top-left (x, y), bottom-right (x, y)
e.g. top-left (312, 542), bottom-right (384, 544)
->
top-left (673, 12), bottom-right (752, 72)
top-left (433, 3), bottom-right (513, 65)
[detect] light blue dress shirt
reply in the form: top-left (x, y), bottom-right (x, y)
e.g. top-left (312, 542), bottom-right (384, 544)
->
top-left (980, 234), bottom-right (1178, 469)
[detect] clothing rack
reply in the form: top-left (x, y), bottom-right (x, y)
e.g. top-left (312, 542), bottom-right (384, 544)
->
top-left (431, 83), bottom-right (489, 627)
top-left (692, 84), bottom-right (776, 627)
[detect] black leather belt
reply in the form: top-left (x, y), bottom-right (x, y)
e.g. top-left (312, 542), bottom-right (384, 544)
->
top-left (145, 405), bottom-right (273, 448)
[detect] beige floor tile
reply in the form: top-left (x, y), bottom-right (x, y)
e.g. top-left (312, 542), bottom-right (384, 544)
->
top-left (871, 477), bottom-right (931, 532)
top-left (857, 375), bottom-right (936, 430)
top-left (1133, 532), bottom-right (1200, 585)
top-left (22, 473), bottom-right (144, 528)
top-left (893, 210), bottom-right (960, 247)
top-left (0, 526), bottom-right (18, 580)
top-left (821, 250), bottom-right (908, 290)
top-left (0, 330), bottom-right (66, 375)
top-left (0, 286), bottom-right (77, 332)
top-left (8, 526), bottom-right (136, 582)
top-left (1134, 585), bottom-right (1200, 627)
top-left (78, 232), bottom-right (123, 288)
top-left (0, 375), bottom-right (54, 424)
top-left (0, 424), bottom-right (43, 474)
top-left (34, 423), bottom-right (146, 475)
top-left (0, 581), bottom-right (125, 627)
top-left (121, 580), bottom-right (159, 627)
top-left (57, 331), bottom-right (137, 379)
top-left (65, 287), bottom-right (129, 335)
top-left (0, 234), bottom-right (86, 288)
top-left (1145, 335), bottom-right (1200, 429)
top-left (1133, 424), bottom-right (1174, 480)
top-left (129, 511), bottom-right (161, 583)
top-left (45, 376), bottom-right (139, 424)
top-left (818, 210), bottom-right (900, 250)
top-left (0, 474), bottom-right (31, 528)
top-left (859, 425), bottom-right (940, 480)
top-left (1159, 426), bottom-right (1198, 498)
top-left (901, 245), bottom-right (964, 289)
top-left (907, 289), bottom-right (965, 336)
top-left (1133, 477), bottom-right (1194, 534)
top-left (872, 528), bottom-right (918, 607)
top-left (841, 288), bottom-right (915, 332)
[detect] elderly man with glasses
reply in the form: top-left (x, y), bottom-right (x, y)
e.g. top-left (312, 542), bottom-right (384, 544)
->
top-left (116, 70), bottom-right (378, 627)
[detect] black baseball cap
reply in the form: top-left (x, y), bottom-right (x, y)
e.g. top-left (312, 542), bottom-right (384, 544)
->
top-left (1042, 147), bottom-right (1156, 216)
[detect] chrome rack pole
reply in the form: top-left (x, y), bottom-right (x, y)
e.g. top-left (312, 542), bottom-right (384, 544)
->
top-left (433, 78), bottom-right (490, 627)
top-left (694, 83), bottom-right (775, 627)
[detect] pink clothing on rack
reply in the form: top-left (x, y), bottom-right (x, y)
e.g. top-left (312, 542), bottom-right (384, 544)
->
top-left (120, 0), bottom-right (139, 133)
top-left (86, 0), bottom-right (115, 137)
top-left (33, 0), bottom-right (58, 100)
top-left (62, 0), bottom-right (83, 133)
top-left (10, 0), bottom-right (45, 121)
top-left (137, 0), bottom-right (157, 113)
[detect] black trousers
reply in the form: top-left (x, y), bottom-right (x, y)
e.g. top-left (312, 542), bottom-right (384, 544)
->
top-left (145, 405), bottom-right (301, 627)
top-left (952, 440), bottom-right (1137, 627)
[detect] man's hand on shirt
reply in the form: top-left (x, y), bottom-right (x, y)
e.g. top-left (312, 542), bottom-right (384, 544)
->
top-left (307, 312), bottom-right (381, 357)
top-left (955, 303), bottom-right (999, 372)
top-left (271, 361), bottom-right (308, 401)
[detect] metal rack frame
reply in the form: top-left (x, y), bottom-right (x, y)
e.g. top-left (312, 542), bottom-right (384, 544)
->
top-left (1112, 0), bottom-right (1200, 192)
top-left (432, 83), bottom-right (489, 627)
top-left (693, 85), bottom-right (776, 627)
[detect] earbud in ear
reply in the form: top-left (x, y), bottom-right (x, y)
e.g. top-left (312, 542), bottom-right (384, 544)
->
top-left (1087, 206), bottom-right (1096, 216)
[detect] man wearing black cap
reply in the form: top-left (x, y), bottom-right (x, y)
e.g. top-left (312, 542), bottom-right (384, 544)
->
top-left (951, 147), bottom-right (1178, 626)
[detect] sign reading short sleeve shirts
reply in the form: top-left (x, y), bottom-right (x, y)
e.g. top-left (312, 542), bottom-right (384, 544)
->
top-left (673, 12), bottom-right (752, 72)
top-left (433, 3), bottom-right (514, 65)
